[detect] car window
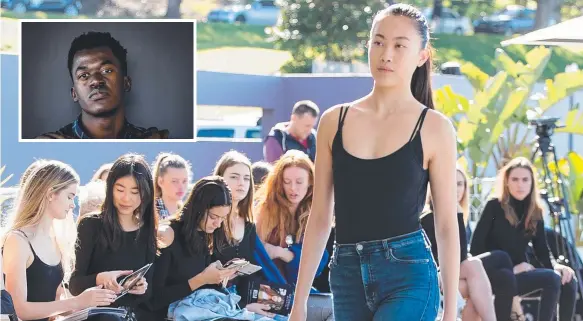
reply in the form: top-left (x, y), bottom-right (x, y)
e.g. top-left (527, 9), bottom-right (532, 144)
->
top-left (260, 0), bottom-right (276, 7)
top-left (197, 129), bottom-right (235, 138)
top-left (245, 129), bottom-right (262, 138)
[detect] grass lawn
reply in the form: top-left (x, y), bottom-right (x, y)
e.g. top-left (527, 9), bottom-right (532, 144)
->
top-left (198, 23), bottom-right (583, 79)
top-left (197, 23), bottom-right (276, 51)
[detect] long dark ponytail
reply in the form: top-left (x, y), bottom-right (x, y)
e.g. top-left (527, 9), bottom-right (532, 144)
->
top-left (374, 4), bottom-right (434, 109)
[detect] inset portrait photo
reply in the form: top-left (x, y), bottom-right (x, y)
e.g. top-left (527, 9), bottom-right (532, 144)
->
top-left (20, 20), bottom-right (196, 140)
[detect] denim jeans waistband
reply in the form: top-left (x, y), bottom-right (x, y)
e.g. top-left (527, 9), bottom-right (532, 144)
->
top-left (334, 229), bottom-right (430, 255)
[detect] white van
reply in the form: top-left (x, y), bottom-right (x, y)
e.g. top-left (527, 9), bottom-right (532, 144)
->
top-left (196, 120), bottom-right (262, 139)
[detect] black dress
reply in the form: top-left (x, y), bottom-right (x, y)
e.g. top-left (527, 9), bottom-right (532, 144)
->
top-left (212, 221), bottom-right (260, 308)
top-left (150, 220), bottom-right (218, 320)
top-left (69, 215), bottom-right (155, 320)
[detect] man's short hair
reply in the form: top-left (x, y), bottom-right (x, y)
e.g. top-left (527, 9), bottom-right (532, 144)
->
top-left (292, 100), bottom-right (319, 118)
top-left (68, 31), bottom-right (128, 79)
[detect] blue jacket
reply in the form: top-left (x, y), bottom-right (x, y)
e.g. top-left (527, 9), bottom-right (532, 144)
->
top-left (168, 288), bottom-right (283, 321)
top-left (253, 235), bottom-right (329, 292)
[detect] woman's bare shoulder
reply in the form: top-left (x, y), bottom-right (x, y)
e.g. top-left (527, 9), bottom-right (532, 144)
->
top-left (157, 223), bottom-right (175, 249)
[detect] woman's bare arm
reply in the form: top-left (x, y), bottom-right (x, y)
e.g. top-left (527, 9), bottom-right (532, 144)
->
top-left (3, 233), bottom-right (82, 320)
top-left (290, 106), bottom-right (338, 312)
top-left (426, 111), bottom-right (461, 321)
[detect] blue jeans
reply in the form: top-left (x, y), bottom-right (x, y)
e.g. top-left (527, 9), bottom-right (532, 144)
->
top-left (329, 229), bottom-right (439, 321)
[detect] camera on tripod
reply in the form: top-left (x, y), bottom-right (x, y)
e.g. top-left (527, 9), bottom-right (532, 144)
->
top-left (528, 117), bottom-right (564, 138)
top-left (540, 189), bottom-right (563, 216)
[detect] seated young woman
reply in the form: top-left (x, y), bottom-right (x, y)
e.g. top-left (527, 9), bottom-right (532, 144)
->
top-left (421, 166), bottom-right (515, 321)
top-left (151, 152), bottom-right (191, 220)
top-left (255, 150), bottom-right (334, 321)
top-left (470, 157), bottom-right (577, 321)
top-left (69, 154), bottom-right (157, 321)
top-left (212, 151), bottom-right (282, 318)
top-left (2, 160), bottom-right (116, 321)
top-left (150, 176), bottom-right (244, 320)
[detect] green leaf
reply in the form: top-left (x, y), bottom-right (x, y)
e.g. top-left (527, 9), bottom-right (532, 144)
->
top-left (0, 166), bottom-right (13, 187)
top-left (434, 85), bottom-right (471, 119)
top-left (489, 88), bottom-right (530, 144)
top-left (457, 118), bottom-right (477, 145)
top-left (461, 62), bottom-right (490, 91)
top-left (556, 108), bottom-right (583, 135)
top-left (494, 48), bottom-right (525, 78)
top-left (539, 71), bottom-right (583, 112)
top-left (468, 71), bottom-right (508, 123)
top-left (568, 152), bottom-right (583, 203)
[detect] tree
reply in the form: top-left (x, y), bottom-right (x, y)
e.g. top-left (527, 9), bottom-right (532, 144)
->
top-left (165, 0), bottom-right (182, 18)
top-left (275, 0), bottom-right (387, 72)
top-left (434, 46), bottom-right (583, 178)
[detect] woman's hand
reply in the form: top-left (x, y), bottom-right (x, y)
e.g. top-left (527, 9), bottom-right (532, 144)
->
top-left (554, 264), bottom-right (575, 284)
top-left (201, 261), bottom-right (238, 285)
top-left (95, 270), bottom-right (133, 293)
top-left (246, 303), bottom-right (275, 318)
top-left (127, 277), bottom-right (148, 295)
top-left (276, 246), bottom-right (295, 263)
top-left (74, 285), bottom-right (117, 309)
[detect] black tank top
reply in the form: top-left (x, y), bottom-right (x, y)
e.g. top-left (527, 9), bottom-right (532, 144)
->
top-left (13, 230), bottom-right (64, 321)
top-left (332, 105), bottom-right (430, 244)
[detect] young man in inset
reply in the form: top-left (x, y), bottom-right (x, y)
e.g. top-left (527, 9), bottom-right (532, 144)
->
top-left (36, 32), bottom-right (169, 139)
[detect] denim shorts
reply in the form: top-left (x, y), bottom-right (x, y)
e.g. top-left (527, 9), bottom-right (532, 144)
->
top-left (329, 229), bottom-right (439, 321)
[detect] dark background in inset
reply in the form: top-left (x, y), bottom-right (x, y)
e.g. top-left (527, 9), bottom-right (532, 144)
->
top-left (21, 21), bottom-right (194, 139)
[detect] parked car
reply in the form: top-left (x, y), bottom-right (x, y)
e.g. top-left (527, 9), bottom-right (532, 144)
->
top-left (473, 5), bottom-right (535, 36)
top-left (423, 7), bottom-right (473, 35)
top-left (1, 0), bottom-right (82, 16)
top-left (206, 0), bottom-right (281, 26)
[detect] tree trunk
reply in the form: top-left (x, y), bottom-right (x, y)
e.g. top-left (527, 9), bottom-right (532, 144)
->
top-left (165, 0), bottom-right (182, 18)
top-left (433, 0), bottom-right (443, 18)
top-left (535, 0), bottom-right (563, 29)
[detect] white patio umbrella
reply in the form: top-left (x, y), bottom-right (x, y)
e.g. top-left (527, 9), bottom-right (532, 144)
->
top-left (500, 16), bottom-right (583, 47)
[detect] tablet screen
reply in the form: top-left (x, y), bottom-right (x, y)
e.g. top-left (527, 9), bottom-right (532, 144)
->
top-left (117, 263), bottom-right (152, 297)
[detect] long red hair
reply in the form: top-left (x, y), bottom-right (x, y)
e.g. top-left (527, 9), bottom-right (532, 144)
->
top-left (255, 150), bottom-right (314, 246)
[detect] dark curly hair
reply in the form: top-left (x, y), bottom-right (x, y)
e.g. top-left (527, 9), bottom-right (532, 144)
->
top-left (67, 31), bottom-right (128, 79)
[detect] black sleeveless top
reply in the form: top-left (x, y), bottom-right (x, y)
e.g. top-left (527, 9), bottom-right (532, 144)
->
top-left (10, 230), bottom-right (64, 321)
top-left (332, 105), bottom-right (430, 244)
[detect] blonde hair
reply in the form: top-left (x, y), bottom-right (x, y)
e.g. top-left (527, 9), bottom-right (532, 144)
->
top-left (3, 160), bottom-right (80, 280)
top-left (423, 165), bottom-right (470, 225)
top-left (152, 153), bottom-right (191, 214)
top-left (457, 167), bottom-right (470, 225)
top-left (91, 163), bottom-right (113, 182)
top-left (496, 157), bottom-right (543, 235)
top-left (78, 180), bottom-right (107, 221)
top-left (255, 150), bottom-right (314, 246)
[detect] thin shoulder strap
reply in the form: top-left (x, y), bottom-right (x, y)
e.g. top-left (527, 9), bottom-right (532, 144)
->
top-left (337, 105), bottom-right (350, 130)
top-left (11, 229), bottom-right (36, 255)
top-left (409, 107), bottom-right (430, 142)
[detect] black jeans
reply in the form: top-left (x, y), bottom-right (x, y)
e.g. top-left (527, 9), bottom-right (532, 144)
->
top-left (477, 250), bottom-right (517, 321)
top-left (479, 249), bottom-right (578, 321)
top-left (515, 268), bottom-right (577, 321)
